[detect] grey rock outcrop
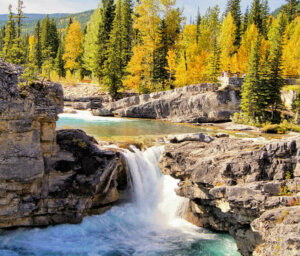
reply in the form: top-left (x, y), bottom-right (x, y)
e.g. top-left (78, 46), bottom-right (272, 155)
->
top-left (0, 59), bottom-right (129, 228)
top-left (93, 84), bottom-right (241, 123)
top-left (159, 136), bottom-right (300, 256)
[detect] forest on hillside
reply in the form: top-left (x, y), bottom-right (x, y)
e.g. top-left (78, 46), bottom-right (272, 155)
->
top-left (0, 0), bottom-right (300, 125)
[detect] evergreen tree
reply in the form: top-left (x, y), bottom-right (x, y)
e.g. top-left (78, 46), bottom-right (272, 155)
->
top-left (0, 26), bottom-right (6, 52)
top-left (242, 7), bottom-right (250, 33)
top-left (2, 5), bottom-right (16, 61)
top-left (41, 16), bottom-right (59, 60)
top-left (104, 0), bottom-right (123, 98)
top-left (260, 0), bottom-right (269, 38)
top-left (207, 35), bottom-right (221, 83)
top-left (14, 0), bottom-right (26, 40)
top-left (121, 0), bottom-right (134, 65)
top-left (82, 7), bottom-right (102, 73)
top-left (283, 0), bottom-right (298, 22)
top-left (241, 37), bottom-right (266, 119)
top-left (55, 41), bottom-right (65, 77)
top-left (153, 19), bottom-right (169, 89)
top-left (249, 0), bottom-right (263, 34)
top-left (94, 0), bottom-right (115, 81)
top-left (265, 14), bottom-right (286, 118)
top-left (196, 8), bottom-right (201, 44)
top-left (226, 0), bottom-right (242, 46)
top-left (33, 20), bottom-right (42, 70)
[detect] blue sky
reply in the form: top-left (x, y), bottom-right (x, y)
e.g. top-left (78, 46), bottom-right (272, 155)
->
top-left (0, 0), bottom-right (287, 15)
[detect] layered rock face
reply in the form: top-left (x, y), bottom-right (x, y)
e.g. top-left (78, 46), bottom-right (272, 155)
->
top-left (93, 84), bottom-right (241, 123)
top-left (159, 135), bottom-right (300, 256)
top-left (0, 60), bottom-right (128, 228)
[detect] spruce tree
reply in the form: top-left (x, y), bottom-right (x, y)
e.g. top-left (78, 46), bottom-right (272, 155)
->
top-left (283, 0), bottom-right (298, 22)
top-left (121, 0), bottom-right (134, 66)
top-left (260, 0), bottom-right (269, 38)
top-left (241, 37), bottom-right (265, 119)
top-left (94, 0), bottom-right (115, 81)
top-left (55, 41), bottom-right (65, 77)
top-left (265, 14), bottom-right (285, 119)
top-left (104, 0), bottom-right (123, 98)
top-left (0, 26), bottom-right (6, 52)
top-left (41, 16), bottom-right (59, 60)
top-left (226, 0), bottom-right (242, 46)
top-left (196, 8), bottom-right (201, 44)
top-left (14, 0), bottom-right (26, 41)
top-left (153, 19), bottom-right (169, 89)
top-left (33, 20), bottom-right (42, 70)
top-left (207, 35), bottom-right (221, 83)
top-left (249, 0), bottom-right (263, 33)
top-left (242, 7), bottom-right (249, 33)
top-left (2, 5), bottom-right (16, 61)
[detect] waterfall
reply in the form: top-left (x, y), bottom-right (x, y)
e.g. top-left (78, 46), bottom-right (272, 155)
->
top-left (0, 146), bottom-right (239, 256)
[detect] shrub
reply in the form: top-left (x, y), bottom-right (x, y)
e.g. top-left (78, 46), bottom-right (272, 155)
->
top-left (262, 120), bottom-right (300, 134)
top-left (262, 123), bottom-right (287, 134)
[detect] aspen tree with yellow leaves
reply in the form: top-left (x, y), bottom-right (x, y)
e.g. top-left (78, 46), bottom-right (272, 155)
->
top-left (63, 20), bottom-right (83, 74)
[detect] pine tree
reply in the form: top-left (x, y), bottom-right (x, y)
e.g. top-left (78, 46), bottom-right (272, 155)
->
top-left (260, 0), bottom-right (270, 38)
top-left (242, 7), bottom-right (250, 33)
top-left (82, 7), bottom-right (102, 73)
top-left (121, 0), bottom-right (134, 65)
top-left (153, 19), bottom-right (169, 89)
top-left (226, 0), bottom-right (242, 46)
top-left (33, 20), bottom-right (42, 70)
top-left (265, 14), bottom-right (286, 119)
top-left (207, 35), bottom-right (221, 83)
top-left (0, 26), bottom-right (6, 52)
top-left (14, 0), bottom-right (26, 41)
top-left (241, 37), bottom-right (266, 119)
top-left (104, 0), bottom-right (123, 98)
top-left (249, 0), bottom-right (263, 34)
top-left (196, 8), bottom-right (201, 44)
top-left (55, 41), bottom-right (65, 77)
top-left (283, 0), bottom-right (298, 22)
top-left (94, 0), bottom-right (115, 81)
top-left (2, 5), bottom-right (16, 61)
top-left (41, 16), bottom-right (59, 60)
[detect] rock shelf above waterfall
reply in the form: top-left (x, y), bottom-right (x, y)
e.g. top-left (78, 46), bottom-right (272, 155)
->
top-left (159, 135), bottom-right (300, 256)
top-left (93, 83), bottom-right (241, 123)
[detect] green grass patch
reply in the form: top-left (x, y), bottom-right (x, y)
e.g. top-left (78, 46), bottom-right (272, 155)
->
top-left (282, 84), bottom-right (300, 92)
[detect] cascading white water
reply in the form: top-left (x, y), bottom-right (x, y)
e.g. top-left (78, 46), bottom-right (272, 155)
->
top-left (0, 146), bottom-right (240, 256)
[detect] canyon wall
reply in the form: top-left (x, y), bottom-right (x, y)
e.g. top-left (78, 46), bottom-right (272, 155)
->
top-left (0, 59), bottom-right (128, 228)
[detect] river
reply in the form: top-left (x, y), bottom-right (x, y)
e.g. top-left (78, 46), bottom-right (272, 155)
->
top-left (0, 112), bottom-right (240, 256)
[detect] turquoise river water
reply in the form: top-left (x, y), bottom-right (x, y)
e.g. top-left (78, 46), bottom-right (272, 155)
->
top-left (0, 111), bottom-right (241, 256)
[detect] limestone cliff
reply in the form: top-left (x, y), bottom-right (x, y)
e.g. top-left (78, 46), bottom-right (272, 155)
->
top-left (0, 59), bottom-right (128, 228)
top-left (93, 84), bottom-right (241, 123)
top-left (159, 134), bottom-right (300, 256)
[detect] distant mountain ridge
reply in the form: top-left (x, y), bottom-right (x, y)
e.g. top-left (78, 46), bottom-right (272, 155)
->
top-left (0, 10), bottom-right (94, 34)
top-left (272, 1), bottom-right (300, 17)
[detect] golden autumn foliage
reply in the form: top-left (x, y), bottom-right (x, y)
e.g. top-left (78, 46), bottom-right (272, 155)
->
top-left (282, 17), bottom-right (300, 77)
top-left (219, 13), bottom-right (236, 72)
top-left (63, 20), bottom-right (82, 72)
